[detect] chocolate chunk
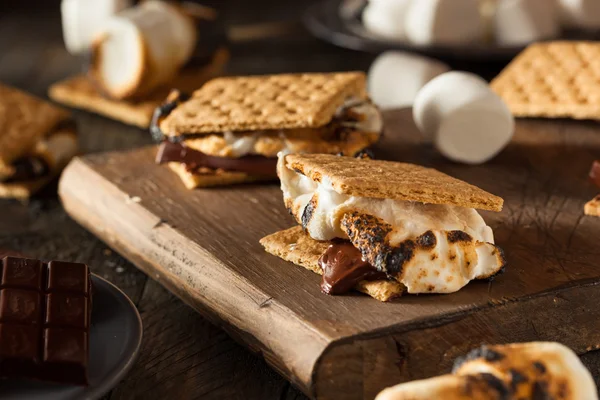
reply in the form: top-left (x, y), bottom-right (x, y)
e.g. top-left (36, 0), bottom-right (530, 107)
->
top-left (589, 160), bottom-right (600, 188)
top-left (0, 256), bottom-right (92, 385)
top-left (156, 141), bottom-right (277, 177)
top-left (318, 242), bottom-right (386, 295)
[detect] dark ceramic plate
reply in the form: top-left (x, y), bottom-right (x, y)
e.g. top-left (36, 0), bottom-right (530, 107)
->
top-left (303, 0), bottom-right (600, 61)
top-left (0, 275), bottom-right (143, 400)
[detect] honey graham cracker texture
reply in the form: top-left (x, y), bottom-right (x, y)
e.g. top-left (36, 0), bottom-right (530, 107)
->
top-left (48, 48), bottom-right (229, 128)
top-left (0, 84), bottom-right (70, 178)
top-left (168, 162), bottom-right (272, 189)
top-left (260, 226), bottom-right (404, 302)
top-left (491, 42), bottom-right (600, 120)
top-left (284, 154), bottom-right (504, 211)
top-left (159, 71), bottom-right (367, 136)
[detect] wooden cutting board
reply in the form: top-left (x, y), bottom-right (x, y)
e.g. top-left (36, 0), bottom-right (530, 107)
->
top-left (59, 110), bottom-right (600, 399)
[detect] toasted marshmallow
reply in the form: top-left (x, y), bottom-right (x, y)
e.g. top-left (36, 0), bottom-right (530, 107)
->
top-left (89, 0), bottom-right (197, 100)
top-left (404, 0), bottom-right (484, 46)
top-left (279, 156), bottom-right (505, 294)
top-left (377, 342), bottom-right (597, 400)
top-left (557, 0), bottom-right (600, 30)
top-left (413, 72), bottom-right (514, 164)
top-left (454, 342), bottom-right (598, 400)
top-left (368, 51), bottom-right (450, 109)
top-left (61, 0), bottom-right (131, 55)
top-left (362, 0), bottom-right (412, 40)
top-left (494, 0), bottom-right (560, 46)
top-left (375, 374), bottom-right (503, 400)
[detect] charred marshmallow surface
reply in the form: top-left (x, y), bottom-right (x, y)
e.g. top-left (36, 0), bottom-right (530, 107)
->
top-left (279, 155), bottom-right (505, 294)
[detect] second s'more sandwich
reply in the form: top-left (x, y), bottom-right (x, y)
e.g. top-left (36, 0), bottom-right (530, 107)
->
top-left (151, 72), bottom-right (383, 188)
top-left (0, 84), bottom-right (78, 199)
top-left (260, 153), bottom-right (506, 302)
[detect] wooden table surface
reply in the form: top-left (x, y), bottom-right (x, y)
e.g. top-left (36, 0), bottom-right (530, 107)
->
top-left (1, 2), bottom-right (599, 399)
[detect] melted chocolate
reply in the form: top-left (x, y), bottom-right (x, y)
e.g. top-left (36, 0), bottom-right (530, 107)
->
top-left (590, 160), bottom-right (600, 188)
top-left (318, 242), bottom-right (386, 295)
top-left (156, 141), bottom-right (277, 177)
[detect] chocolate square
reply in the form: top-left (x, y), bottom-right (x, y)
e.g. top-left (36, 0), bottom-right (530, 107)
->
top-left (0, 289), bottom-right (41, 324)
top-left (43, 328), bottom-right (88, 385)
top-left (0, 323), bottom-right (40, 360)
top-left (46, 261), bottom-right (89, 294)
top-left (45, 293), bottom-right (88, 329)
top-left (1, 257), bottom-right (43, 289)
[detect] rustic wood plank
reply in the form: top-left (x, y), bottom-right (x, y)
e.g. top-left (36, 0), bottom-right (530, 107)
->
top-left (59, 109), bottom-right (600, 398)
top-left (110, 279), bottom-right (302, 400)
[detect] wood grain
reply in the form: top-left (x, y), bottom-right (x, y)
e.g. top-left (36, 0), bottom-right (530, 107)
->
top-left (59, 109), bottom-right (600, 398)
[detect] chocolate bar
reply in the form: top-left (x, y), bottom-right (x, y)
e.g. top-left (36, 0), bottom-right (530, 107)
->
top-left (0, 257), bottom-right (92, 385)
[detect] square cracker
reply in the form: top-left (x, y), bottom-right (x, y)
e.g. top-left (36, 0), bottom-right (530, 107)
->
top-left (259, 226), bottom-right (404, 302)
top-left (160, 71), bottom-right (367, 136)
top-left (168, 162), bottom-right (273, 189)
top-left (491, 42), bottom-right (600, 120)
top-left (284, 154), bottom-right (503, 211)
top-left (48, 48), bottom-right (229, 129)
top-left (0, 84), bottom-right (70, 177)
top-left (585, 195), bottom-right (600, 217)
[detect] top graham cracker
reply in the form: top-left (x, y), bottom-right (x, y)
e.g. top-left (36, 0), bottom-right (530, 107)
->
top-left (0, 84), bottom-right (70, 174)
top-left (160, 72), bottom-right (367, 136)
top-left (491, 41), bottom-right (600, 120)
top-left (284, 154), bottom-right (504, 211)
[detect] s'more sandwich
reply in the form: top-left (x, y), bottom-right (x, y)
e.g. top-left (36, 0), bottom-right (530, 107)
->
top-left (0, 84), bottom-right (78, 199)
top-left (260, 153), bottom-right (506, 302)
top-left (376, 342), bottom-right (597, 399)
top-left (150, 72), bottom-right (383, 188)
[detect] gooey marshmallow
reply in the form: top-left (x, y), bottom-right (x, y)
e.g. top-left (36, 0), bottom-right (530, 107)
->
top-left (89, 0), bottom-right (197, 100)
top-left (494, 0), bottom-right (560, 46)
top-left (362, 0), bottom-right (413, 41)
top-left (413, 71), bottom-right (514, 165)
top-left (279, 155), bottom-right (504, 294)
top-left (61, 0), bottom-right (132, 55)
top-left (368, 51), bottom-right (450, 109)
top-left (557, 0), bottom-right (600, 30)
top-left (404, 0), bottom-right (484, 46)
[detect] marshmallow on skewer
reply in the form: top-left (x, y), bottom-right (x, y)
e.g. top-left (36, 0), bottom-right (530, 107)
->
top-left (557, 0), bottom-right (600, 30)
top-left (494, 0), bottom-right (560, 46)
top-left (367, 51), bottom-right (450, 109)
top-left (89, 0), bottom-right (197, 100)
top-left (404, 0), bottom-right (484, 46)
top-left (413, 71), bottom-right (514, 165)
top-left (61, 0), bottom-right (131, 55)
top-left (362, 0), bottom-right (412, 41)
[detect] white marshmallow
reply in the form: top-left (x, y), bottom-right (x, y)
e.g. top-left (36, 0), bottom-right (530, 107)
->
top-left (362, 0), bottom-right (412, 40)
top-left (413, 71), bottom-right (514, 165)
top-left (404, 0), bottom-right (484, 46)
top-left (61, 0), bottom-right (131, 55)
top-left (494, 0), bottom-right (560, 46)
top-left (557, 0), bottom-right (600, 29)
top-left (89, 1), bottom-right (197, 100)
top-left (368, 51), bottom-right (450, 109)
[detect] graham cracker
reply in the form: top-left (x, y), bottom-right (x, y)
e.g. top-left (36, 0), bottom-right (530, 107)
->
top-left (185, 129), bottom-right (380, 158)
top-left (167, 162), bottom-right (272, 189)
top-left (160, 72), bottom-right (367, 136)
top-left (283, 154), bottom-right (504, 211)
top-left (585, 195), bottom-right (600, 217)
top-left (49, 48), bottom-right (229, 128)
top-left (0, 84), bottom-right (70, 178)
top-left (491, 42), bottom-right (600, 120)
top-left (259, 226), bottom-right (404, 302)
